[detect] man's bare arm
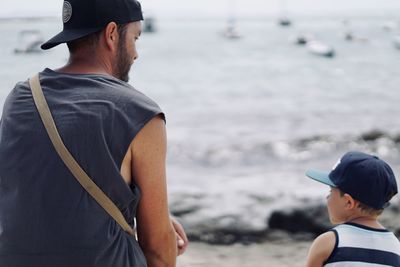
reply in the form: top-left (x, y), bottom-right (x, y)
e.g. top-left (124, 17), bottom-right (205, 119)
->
top-left (131, 116), bottom-right (177, 267)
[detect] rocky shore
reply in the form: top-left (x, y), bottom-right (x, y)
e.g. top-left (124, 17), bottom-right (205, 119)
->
top-left (172, 199), bottom-right (400, 245)
top-left (174, 200), bottom-right (400, 266)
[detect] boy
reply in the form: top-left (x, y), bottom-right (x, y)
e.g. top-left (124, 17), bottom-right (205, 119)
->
top-left (305, 151), bottom-right (400, 267)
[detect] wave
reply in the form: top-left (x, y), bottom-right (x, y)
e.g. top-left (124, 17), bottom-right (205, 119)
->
top-left (168, 129), bottom-right (400, 244)
top-left (168, 129), bottom-right (400, 167)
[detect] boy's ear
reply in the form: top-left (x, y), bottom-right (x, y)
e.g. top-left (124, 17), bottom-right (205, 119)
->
top-left (343, 193), bottom-right (357, 210)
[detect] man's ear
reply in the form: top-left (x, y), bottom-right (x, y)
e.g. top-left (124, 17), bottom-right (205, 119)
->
top-left (104, 22), bottom-right (119, 52)
top-left (343, 193), bottom-right (357, 210)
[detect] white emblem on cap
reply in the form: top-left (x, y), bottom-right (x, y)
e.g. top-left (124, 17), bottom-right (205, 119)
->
top-left (332, 158), bottom-right (341, 170)
top-left (63, 1), bottom-right (73, 23)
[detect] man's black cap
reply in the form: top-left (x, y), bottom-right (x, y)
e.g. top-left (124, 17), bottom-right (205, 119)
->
top-left (41, 0), bottom-right (143, 50)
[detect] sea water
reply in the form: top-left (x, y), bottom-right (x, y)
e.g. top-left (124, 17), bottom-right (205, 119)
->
top-left (1, 16), bottom-right (399, 231)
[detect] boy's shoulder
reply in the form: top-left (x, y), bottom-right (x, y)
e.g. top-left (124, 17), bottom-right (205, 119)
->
top-left (307, 223), bottom-right (400, 267)
top-left (311, 230), bottom-right (337, 254)
top-left (306, 231), bottom-right (336, 267)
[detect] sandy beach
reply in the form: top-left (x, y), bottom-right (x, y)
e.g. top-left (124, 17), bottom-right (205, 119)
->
top-left (177, 240), bottom-right (312, 267)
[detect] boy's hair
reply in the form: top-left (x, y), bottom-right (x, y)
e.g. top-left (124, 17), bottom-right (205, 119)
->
top-left (339, 190), bottom-right (383, 216)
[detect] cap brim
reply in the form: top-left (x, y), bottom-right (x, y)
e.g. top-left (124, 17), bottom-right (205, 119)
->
top-left (41, 27), bottom-right (104, 50)
top-left (306, 169), bottom-right (336, 187)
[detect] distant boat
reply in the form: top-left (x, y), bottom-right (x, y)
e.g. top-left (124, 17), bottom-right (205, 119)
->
top-left (341, 21), bottom-right (368, 42)
top-left (223, 19), bottom-right (242, 39)
top-left (278, 17), bottom-right (292, 27)
top-left (342, 31), bottom-right (368, 42)
top-left (223, 0), bottom-right (242, 39)
top-left (290, 33), bottom-right (314, 45)
top-left (143, 17), bottom-right (156, 33)
top-left (383, 21), bottom-right (398, 32)
top-left (394, 35), bottom-right (400, 50)
top-left (223, 27), bottom-right (241, 39)
top-left (307, 41), bottom-right (335, 58)
top-left (344, 31), bottom-right (354, 41)
top-left (277, 0), bottom-right (292, 27)
top-left (14, 30), bottom-right (44, 54)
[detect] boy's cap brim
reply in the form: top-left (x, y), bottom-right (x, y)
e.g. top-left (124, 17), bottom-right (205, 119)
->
top-left (306, 170), bottom-right (336, 187)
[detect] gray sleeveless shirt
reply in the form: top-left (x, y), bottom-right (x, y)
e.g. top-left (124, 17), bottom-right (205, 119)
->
top-left (0, 68), bottom-right (164, 267)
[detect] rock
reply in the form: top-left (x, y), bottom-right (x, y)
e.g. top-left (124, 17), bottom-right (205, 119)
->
top-left (170, 205), bottom-right (202, 217)
top-left (181, 214), bottom-right (268, 245)
top-left (169, 193), bottom-right (204, 217)
top-left (267, 202), bottom-right (400, 241)
top-left (268, 204), bottom-right (331, 238)
top-left (187, 228), bottom-right (267, 245)
top-left (264, 229), bottom-right (292, 241)
top-left (360, 129), bottom-right (386, 141)
top-left (379, 204), bottom-right (400, 236)
top-left (174, 201), bottom-right (400, 245)
top-left (393, 134), bottom-right (400, 143)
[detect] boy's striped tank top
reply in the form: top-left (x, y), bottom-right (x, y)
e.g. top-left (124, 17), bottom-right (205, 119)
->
top-left (325, 223), bottom-right (400, 267)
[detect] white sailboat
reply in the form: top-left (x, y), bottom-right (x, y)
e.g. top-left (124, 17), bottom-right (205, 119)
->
top-left (394, 35), bottom-right (400, 50)
top-left (341, 20), bottom-right (368, 42)
top-left (14, 30), bottom-right (44, 54)
top-left (307, 40), bottom-right (335, 58)
top-left (224, 19), bottom-right (241, 39)
top-left (143, 17), bottom-right (156, 33)
top-left (382, 21), bottom-right (398, 32)
top-left (277, 0), bottom-right (292, 27)
top-left (223, 0), bottom-right (242, 39)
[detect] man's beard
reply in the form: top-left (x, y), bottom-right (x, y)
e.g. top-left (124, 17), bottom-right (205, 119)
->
top-left (114, 39), bottom-right (132, 82)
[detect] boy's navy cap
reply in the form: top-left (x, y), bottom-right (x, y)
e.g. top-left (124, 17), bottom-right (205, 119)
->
top-left (306, 151), bottom-right (398, 209)
top-left (41, 0), bottom-right (143, 50)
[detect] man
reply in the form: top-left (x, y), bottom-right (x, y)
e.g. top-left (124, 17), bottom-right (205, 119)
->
top-left (0, 0), bottom-right (187, 266)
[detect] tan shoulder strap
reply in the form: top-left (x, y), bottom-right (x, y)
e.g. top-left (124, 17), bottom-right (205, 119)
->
top-left (29, 74), bottom-right (134, 236)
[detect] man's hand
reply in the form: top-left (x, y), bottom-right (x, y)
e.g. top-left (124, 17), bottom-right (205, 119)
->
top-left (171, 216), bottom-right (188, 255)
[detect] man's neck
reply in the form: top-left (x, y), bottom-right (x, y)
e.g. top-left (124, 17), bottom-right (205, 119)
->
top-left (57, 53), bottom-right (114, 77)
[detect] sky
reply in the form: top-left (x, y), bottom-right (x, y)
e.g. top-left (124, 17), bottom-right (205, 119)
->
top-left (1, 0), bottom-right (400, 19)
